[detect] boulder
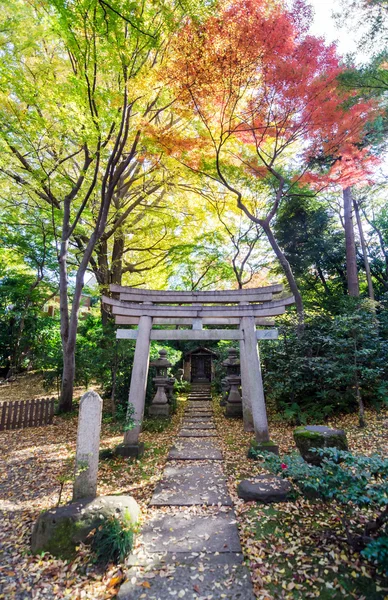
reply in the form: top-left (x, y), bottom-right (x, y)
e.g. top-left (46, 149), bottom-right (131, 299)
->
top-left (237, 475), bottom-right (292, 503)
top-left (31, 495), bottom-right (140, 559)
top-left (294, 425), bottom-right (348, 465)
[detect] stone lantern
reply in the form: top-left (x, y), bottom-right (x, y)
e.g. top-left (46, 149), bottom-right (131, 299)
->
top-left (149, 349), bottom-right (172, 417)
top-left (222, 348), bottom-right (242, 418)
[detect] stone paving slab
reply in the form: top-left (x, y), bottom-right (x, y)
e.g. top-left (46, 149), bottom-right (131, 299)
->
top-left (140, 510), bottom-right (241, 552)
top-left (182, 422), bottom-right (216, 430)
top-left (117, 553), bottom-right (255, 600)
top-left (179, 429), bottom-right (217, 437)
top-left (185, 412), bottom-right (213, 418)
top-left (187, 402), bottom-right (212, 408)
top-left (150, 463), bottom-right (232, 506)
top-left (184, 415), bottom-right (214, 421)
top-left (168, 438), bottom-right (222, 460)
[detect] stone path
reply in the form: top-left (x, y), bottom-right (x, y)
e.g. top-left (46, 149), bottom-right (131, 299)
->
top-left (118, 384), bottom-right (255, 600)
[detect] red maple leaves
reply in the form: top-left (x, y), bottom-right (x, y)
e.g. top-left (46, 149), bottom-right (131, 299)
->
top-left (162, 0), bottom-right (379, 191)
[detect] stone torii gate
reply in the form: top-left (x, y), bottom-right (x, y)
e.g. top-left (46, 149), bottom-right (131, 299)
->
top-left (103, 285), bottom-right (294, 457)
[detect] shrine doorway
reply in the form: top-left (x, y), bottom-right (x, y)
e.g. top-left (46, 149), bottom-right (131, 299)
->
top-left (183, 347), bottom-right (216, 383)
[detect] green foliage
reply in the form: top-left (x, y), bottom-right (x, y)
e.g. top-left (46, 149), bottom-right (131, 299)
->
top-left (262, 301), bottom-right (388, 423)
top-left (173, 379), bottom-right (191, 395)
top-left (362, 536), bottom-right (388, 576)
top-left (141, 416), bottom-right (171, 433)
top-left (90, 512), bottom-right (135, 566)
top-left (274, 194), bottom-right (347, 306)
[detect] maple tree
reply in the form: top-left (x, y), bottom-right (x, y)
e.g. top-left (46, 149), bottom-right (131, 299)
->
top-left (161, 0), bottom-right (378, 324)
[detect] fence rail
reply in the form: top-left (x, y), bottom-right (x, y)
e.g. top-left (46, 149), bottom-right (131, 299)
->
top-left (0, 397), bottom-right (55, 431)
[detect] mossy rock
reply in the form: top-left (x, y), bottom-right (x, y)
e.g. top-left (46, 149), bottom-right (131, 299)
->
top-left (293, 425), bottom-right (348, 465)
top-left (31, 495), bottom-right (140, 560)
top-left (247, 439), bottom-right (279, 459)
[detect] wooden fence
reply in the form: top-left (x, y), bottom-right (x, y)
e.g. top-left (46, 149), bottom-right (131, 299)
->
top-left (0, 397), bottom-right (55, 431)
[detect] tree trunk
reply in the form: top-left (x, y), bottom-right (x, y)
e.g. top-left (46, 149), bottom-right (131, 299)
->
top-left (58, 218), bottom-right (72, 413)
top-left (261, 221), bottom-right (304, 330)
top-left (343, 187), bottom-right (360, 297)
top-left (353, 199), bottom-right (375, 301)
top-left (60, 344), bottom-right (76, 412)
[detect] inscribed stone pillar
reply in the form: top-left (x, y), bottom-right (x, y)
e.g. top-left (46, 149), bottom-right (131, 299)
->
top-left (239, 320), bottom-right (254, 432)
top-left (121, 315), bottom-right (152, 454)
top-left (240, 316), bottom-right (270, 442)
top-left (73, 390), bottom-right (103, 501)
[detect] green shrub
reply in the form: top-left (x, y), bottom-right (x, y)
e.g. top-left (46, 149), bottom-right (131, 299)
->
top-left (362, 535), bottom-right (388, 576)
top-left (262, 301), bottom-right (388, 423)
top-left (90, 512), bottom-right (135, 565)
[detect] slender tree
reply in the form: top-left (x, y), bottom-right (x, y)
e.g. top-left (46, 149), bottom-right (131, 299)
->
top-left (343, 187), bottom-right (360, 297)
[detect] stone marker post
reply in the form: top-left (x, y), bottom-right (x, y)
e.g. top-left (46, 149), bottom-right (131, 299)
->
top-left (73, 390), bottom-right (103, 501)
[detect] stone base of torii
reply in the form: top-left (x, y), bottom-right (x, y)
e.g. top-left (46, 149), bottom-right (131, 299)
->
top-left (103, 285), bottom-right (294, 457)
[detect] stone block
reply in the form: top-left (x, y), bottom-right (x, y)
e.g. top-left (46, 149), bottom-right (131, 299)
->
top-left (148, 404), bottom-right (170, 417)
top-left (293, 425), bottom-right (348, 465)
top-left (225, 403), bottom-right (243, 418)
top-left (237, 475), bottom-right (292, 503)
top-left (115, 442), bottom-right (145, 459)
top-left (31, 495), bottom-right (140, 559)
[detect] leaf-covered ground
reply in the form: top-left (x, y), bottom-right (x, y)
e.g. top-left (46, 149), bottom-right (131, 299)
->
top-left (0, 392), bottom-right (187, 599)
top-left (213, 402), bottom-right (388, 600)
top-left (0, 380), bottom-right (387, 599)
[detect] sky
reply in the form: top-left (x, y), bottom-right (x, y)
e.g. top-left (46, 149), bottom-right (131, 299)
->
top-left (308, 0), bottom-right (365, 61)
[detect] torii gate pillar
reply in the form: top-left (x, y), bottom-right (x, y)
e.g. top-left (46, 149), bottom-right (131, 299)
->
top-left (240, 316), bottom-right (270, 442)
top-left (115, 315), bottom-right (152, 458)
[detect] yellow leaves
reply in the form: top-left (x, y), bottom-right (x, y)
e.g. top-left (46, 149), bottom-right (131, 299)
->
top-left (107, 572), bottom-right (124, 589)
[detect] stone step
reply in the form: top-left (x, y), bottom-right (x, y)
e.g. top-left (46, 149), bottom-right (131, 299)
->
top-left (117, 553), bottom-right (256, 600)
top-left (187, 397), bottom-right (212, 402)
top-left (182, 423), bottom-right (216, 430)
top-left (179, 429), bottom-right (217, 437)
top-left (140, 509), bottom-right (240, 552)
top-left (178, 427), bottom-right (217, 437)
top-left (184, 412), bottom-right (213, 418)
top-left (168, 438), bottom-right (222, 460)
top-left (149, 463), bottom-right (232, 507)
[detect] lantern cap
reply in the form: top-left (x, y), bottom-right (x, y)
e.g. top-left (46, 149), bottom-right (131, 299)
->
top-left (150, 348), bottom-right (172, 368)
